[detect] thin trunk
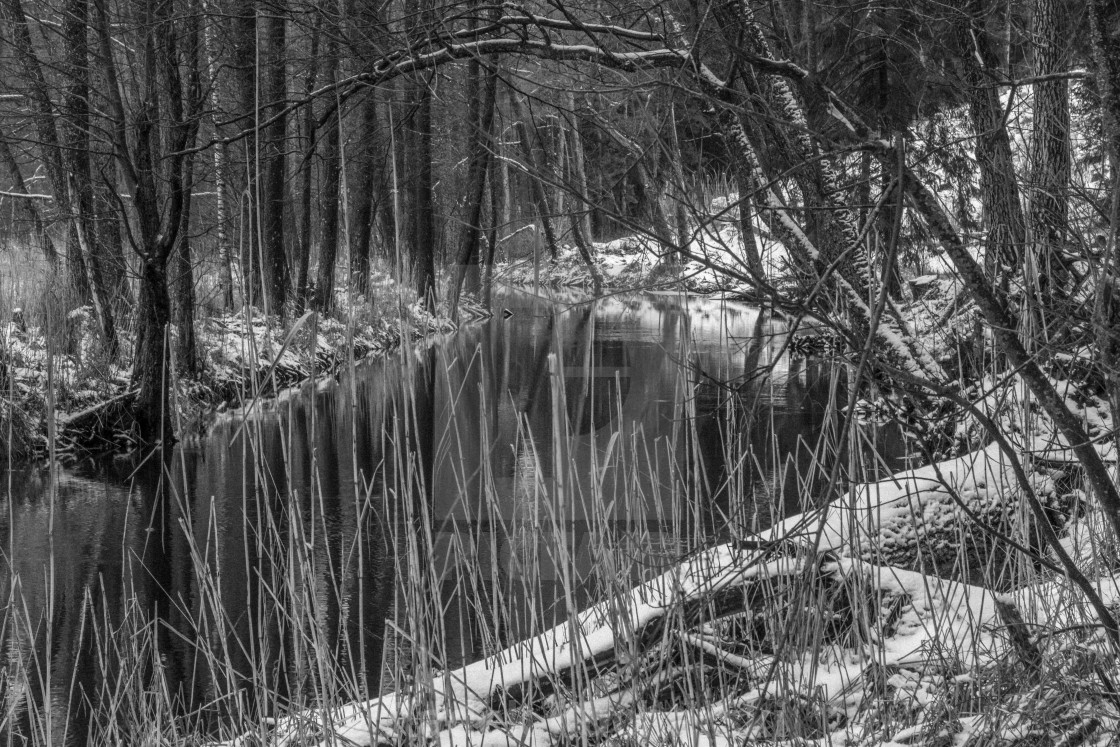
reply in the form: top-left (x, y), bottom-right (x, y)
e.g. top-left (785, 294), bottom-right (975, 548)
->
top-left (201, 0), bottom-right (234, 308)
top-left (63, 0), bottom-right (117, 355)
top-left (260, 4), bottom-right (288, 315)
top-left (316, 108), bottom-right (342, 311)
top-left (405, 0), bottom-right (437, 308)
top-left (230, 0), bottom-right (259, 306)
top-left (90, 155), bottom-right (132, 310)
top-left (509, 91), bottom-right (560, 261)
top-left (406, 76), bottom-right (437, 307)
top-left (482, 145), bottom-right (501, 306)
top-left (720, 95), bottom-right (766, 281)
top-left (666, 101), bottom-right (691, 258)
top-left (597, 117), bottom-right (675, 258)
top-left (349, 93), bottom-right (382, 293)
top-left (961, 0), bottom-right (1025, 286)
top-left (174, 153), bottom-right (198, 375)
top-left (712, 1), bottom-right (944, 382)
top-left (629, 163), bottom-right (675, 258)
top-left (449, 56), bottom-right (498, 318)
top-left (0, 136), bottom-right (57, 262)
top-left (569, 209), bottom-right (603, 292)
top-left (567, 92), bottom-right (593, 243)
top-left (294, 20), bottom-right (320, 310)
top-left (1087, 0), bottom-right (1120, 476)
top-left (564, 106), bottom-right (605, 285)
top-left (314, 18), bottom-right (341, 313)
top-left (0, 0), bottom-right (71, 224)
top-left (1028, 0), bottom-right (1072, 334)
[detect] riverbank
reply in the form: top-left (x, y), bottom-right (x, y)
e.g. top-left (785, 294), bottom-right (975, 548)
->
top-left (0, 275), bottom-right (464, 463)
top-left (220, 400), bottom-right (1117, 747)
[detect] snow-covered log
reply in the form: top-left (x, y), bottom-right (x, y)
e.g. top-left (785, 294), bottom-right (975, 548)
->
top-left (763, 442), bottom-right (1072, 577)
top-left (215, 443), bottom-right (1109, 747)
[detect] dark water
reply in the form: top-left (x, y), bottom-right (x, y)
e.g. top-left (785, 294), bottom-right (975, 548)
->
top-left (0, 289), bottom-right (901, 743)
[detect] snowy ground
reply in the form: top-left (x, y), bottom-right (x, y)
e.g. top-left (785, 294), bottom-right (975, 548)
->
top-left (496, 205), bottom-right (791, 296)
top-left (0, 272), bottom-right (459, 459)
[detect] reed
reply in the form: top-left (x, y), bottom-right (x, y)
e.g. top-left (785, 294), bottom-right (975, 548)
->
top-left (0, 290), bottom-right (1112, 746)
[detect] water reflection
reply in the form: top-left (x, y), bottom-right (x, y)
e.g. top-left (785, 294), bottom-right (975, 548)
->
top-left (0, 289), bottom-right (899, 742)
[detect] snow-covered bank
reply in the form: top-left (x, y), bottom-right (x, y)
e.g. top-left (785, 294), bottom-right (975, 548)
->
top-left (0, 281), bottom-right (461, 461)
top-left (495, 216), bottom-right (790, 297)
top-left (216, 424), bottom-right (1117, 747)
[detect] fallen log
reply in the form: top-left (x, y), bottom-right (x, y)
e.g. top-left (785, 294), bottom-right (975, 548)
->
top-left (215, 445), bottom-right (1115, 747)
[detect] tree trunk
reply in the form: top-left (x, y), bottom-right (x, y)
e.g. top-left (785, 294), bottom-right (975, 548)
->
top-left (0, 0), bottom-right (71, 228)
top-left (174, 154), bottom-right (198, 376)
top-left (121, 0), bottom-right (199, 444)
top-left (228, 0), bottom-right (261, 306)
top-left (567, 92), bottom-right (594, 244)
top-left (666, 101), bottom-right (691, 261)
top-left (711, 1), bottom-right (944, 382)
top-left (0, 136), bottom-right (57, 262)
top-left (509, 91), bottom-right (561, 262)
top-left (260, 3), bottom-right (289, 315)
top-left (960, 1), bottom-right (1025, 287)
top-left (482, 143), bottom-right (502, 306)
top-left (316, 111), bottom-right (342, 312)
top-left (597, 117), bottom-right (676, 261)
top-left (314, 22), bottom-right (341, 313)
top-left (90, 156), bottom-right (133, 311)
top-left (201, 0), bottom-right (233, 309)
top-left (349, 93), bottom-right (383, 293)
top-left (62, 0), bottom-right (118, 355)
top-left (292, 20), bottom-right (320, 310)
top-left (449, 55), bottom-right (499, 318)
top-left (406, 76), bottom-right (437, 307)
top-left (1, 0), bottom-right (119, 353)
top-left (402, 0), bottom-right (437, 308)
top-left (1028, 0), bottom-right (1072, 335)
top-left (1087, 0), bottom-right (1120, 483)
top-left (134, 258), bottom-right (173, 442)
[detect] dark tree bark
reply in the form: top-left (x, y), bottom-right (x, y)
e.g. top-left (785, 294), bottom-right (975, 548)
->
top-left (666, 100), bottom-right (692, 261)
top-left (958, 1), bottom-right (1025, 286)
top-left (314, 21), bottom-right (341, 313)
top-left (0, 136), bottom-right (57, 262)
top-left (408, 80), bottom-right (437, 307)
top-left (712, 1), bottom-right (943, 381)
top-left (294, 18), bottom-right (320, 311)
top-left (348, 94), bottom-right (384, 293)
top-left (64, 0), bottom-right (119, 354)
top-left (2, 0), bottom-right (119, 354)
top-left (449, 54), bottom-right (499, 318)
top-left (567, 92), bottom-right (594, 245)
top-left (482, 119), bottom-right (503, 306)
top-left (401, 0), bottom-right (437, 308)
top-left (628, 158), bottom-right (675, 260)
top-left (1028, 0), bottom-right (1072, 330)
top-left (509, 91), bottom-right (561, 262)
top-left (345, 0), bottom-right (392, 293)
top-left (227, 0), bottom-right (260, 305)
top-left (90, 0), bottom-right (202, 443)
top-left (260, 3), bottom-right (289, 315)
top-left (1087, 0), bottom-right (1120, 480)
top-left (173, 151), bottom-right (198, 376)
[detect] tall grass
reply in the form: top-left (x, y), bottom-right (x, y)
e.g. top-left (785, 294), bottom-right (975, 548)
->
top-left (0, 291), bottom-right (1103, 745)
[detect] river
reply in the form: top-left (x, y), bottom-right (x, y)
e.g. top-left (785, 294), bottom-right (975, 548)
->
top-left (0, 289), bottom-right (902, 743)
